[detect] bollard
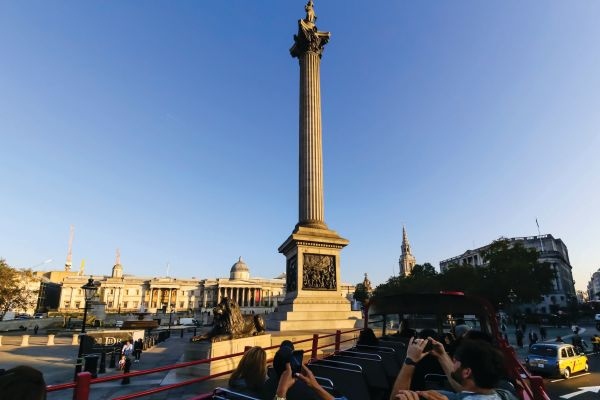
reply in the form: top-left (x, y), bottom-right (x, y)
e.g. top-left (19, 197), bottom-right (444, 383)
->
top-left (74, 371), bottom-right (92, 400)
top-left (47, 334), bottom-right (55, 346)
top-left (72, 333), bottom-right (79, 345)
top-left (20, 334), bottom-right (30, 347)
top-left (193, 327), bottom-right (197, 336)
top-left (180, 329), bottom-right (184, 338)
top-left (109, 349), bottom-right (117, 369)
top-left (99, 351), bottom-right (106, 374)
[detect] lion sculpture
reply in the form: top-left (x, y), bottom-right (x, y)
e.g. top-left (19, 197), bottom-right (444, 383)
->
top-left (191, 298), bottom-right (266, 342)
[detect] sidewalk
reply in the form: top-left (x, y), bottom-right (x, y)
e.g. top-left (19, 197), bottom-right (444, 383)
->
top-left (0, 328), bottom-right (215, 400)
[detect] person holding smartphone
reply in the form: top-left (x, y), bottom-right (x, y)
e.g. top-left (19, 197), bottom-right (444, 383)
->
top-left (264, 344), bottom-right (341, 400)
top-left (274, 362), bottom-right (337, 400)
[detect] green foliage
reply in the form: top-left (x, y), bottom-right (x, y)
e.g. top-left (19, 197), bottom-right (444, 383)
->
top-left (353, 283), bottom-right (369, 304)
top-left (373, 263), bottom-right (440, 297)
top-left (0, 259), bottom-right (38, 320)
top-left (373, 239), bottom-right (555, 310)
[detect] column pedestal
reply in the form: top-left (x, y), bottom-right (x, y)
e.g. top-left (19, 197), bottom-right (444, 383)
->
top-left (266, 226), bottom-right (362, 331)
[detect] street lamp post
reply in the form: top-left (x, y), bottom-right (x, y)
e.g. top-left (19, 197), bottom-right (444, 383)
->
top-left (508, 289), bottom-right (517, 326)
top-left (167, 305), bottom-right (174, 337)
top-left (74, 277), bottom-right (98, 380)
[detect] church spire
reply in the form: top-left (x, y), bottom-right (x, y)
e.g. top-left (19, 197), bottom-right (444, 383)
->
top-left (402, 225), bottom-right (411, 254)
top-left (399, 225), bottom-right (416, 276)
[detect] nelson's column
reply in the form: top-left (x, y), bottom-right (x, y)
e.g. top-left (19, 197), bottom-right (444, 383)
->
top-left (267, 1), bottom-right (362, 331)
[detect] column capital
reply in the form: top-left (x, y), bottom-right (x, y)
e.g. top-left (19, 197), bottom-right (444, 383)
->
top-left (290, 2), bottom-right (330, 58)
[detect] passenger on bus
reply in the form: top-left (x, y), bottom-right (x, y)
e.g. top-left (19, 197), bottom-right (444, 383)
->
top-left (390, 338), bottom-right (517, 400)
top-left (228, 346), bottom-right (268, 397)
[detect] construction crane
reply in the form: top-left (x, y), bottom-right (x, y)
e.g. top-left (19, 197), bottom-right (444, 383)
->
top-left (65, 225), bottom-right (74, 272)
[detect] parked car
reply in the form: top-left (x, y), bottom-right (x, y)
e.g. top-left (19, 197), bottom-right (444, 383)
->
top-left (526, 343), bottom-right (588, 378)
top-left (14, 313), bottom-right (33, 320)
top-left (33, 313), bottom-right (45, 319)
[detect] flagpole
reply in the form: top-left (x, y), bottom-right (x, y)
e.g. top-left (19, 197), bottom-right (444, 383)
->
top-left (536, 218), bottom-right (545, 252)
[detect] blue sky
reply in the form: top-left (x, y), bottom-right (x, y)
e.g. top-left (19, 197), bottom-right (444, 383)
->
top-left (1, 1), bottom-right (598, 291)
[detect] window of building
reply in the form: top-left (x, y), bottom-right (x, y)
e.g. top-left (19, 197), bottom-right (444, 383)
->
top-left (109, 289), bottom-right (114, 294)
top-left (64, 301), bottom-right (71, 308)
top-left (180, 301), bottom-right (184, 308)
top-left (133, 301), bottom-right (138, 308)
top-left (137, 289), bottom-right (140, 295)
top-left (108, 302), bottom-right (113, 308)
top-left (123, 301), bottom-right (128, 308)
top-left (78, 289), bottom-right (82, 295)
top-left (75, 301), bottom-right (81, 309)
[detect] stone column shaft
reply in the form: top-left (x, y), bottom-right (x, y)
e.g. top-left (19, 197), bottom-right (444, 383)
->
top-left (298, 51), bottom-right (326, 229)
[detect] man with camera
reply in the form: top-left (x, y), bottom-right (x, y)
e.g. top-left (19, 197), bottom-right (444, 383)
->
top-left (390, 337), bottom-right (516, 400)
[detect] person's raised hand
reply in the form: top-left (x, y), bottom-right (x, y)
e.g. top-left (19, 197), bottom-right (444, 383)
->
top-left (296, 364), bottom-right (319, 390)
top-left (276, 362), bottom-right (296, 397)
top-left (428, 338), bottom-right (446, 359)
top-left (406, 338), bottom-right (428, 362)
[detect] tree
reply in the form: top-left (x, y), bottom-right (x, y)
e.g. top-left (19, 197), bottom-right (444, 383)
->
top-left (478, 239), bottom-right (554, 307)
top-left (0, 259), bottom-right (38, 320)
top-left (373, 263), bottom-right (440, 297)
top-left (372, 240), bottom-right (555, 312)
top-left (353, 283), bottom-right (369, 304)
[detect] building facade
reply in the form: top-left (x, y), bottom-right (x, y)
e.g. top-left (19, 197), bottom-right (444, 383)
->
top-left (587, 268), bottom-right (600, 301)
top-left (439, 234), bottom-right (577, 313)
top-left (52, 256), bottom-right (287, 317)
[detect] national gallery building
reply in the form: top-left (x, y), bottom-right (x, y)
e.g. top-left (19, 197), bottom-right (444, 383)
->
top-left (48, 257), bottom-right (288, 316)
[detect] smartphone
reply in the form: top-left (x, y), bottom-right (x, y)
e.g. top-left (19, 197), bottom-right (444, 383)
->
top-left (290, 350), bottom-right (304, 374)
top-left (422, 339), bottom-right (433, 353)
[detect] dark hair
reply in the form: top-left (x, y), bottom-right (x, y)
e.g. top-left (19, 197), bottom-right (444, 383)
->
top-left (358, 328), bottom-right (379, 346)
top-left (280, 340), bottom-right (294, 351)
top-left (273, 346), bottom-right (293, 378)
top-left (0, 366), bottom-right (47, 400)
top-left (453, 340), bottom-right (505, 389)
top-left (463, 330), bottom-right (493, 343)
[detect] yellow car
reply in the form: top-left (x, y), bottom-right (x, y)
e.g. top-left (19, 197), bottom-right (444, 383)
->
top-left (526, 343), bottom-right (589, 378)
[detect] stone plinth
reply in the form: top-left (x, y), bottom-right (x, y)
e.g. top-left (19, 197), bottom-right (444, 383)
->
top-left (178, 334), bottom-right (272, 377)
top-left (268, 226), bottom-right (362, 331)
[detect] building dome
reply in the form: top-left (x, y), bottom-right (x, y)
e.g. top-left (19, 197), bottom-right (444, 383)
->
top-left (230, 257), bottom-right (250, 280)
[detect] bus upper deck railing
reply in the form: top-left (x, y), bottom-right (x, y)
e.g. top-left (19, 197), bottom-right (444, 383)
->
top-left (45, 328), bottom-right (362, 400)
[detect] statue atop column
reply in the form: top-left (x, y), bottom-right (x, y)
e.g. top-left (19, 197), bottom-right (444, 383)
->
top-left (290, 1), bottom-right (331, 58)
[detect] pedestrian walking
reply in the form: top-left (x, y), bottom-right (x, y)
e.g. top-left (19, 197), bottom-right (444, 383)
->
top-left (516, 328), bottom-right (524, 348)
top-left (539, 326), bottom-right (547, 341)
top-left (529, 332), bottom-right (538, 348)
top-left (133, 338), bottom-right (143, 363)
top-left (572, 332), bottom-right (588, 353)
top-left (591, 335), bottom-right (600, 352)
top-left (33, 325), bottom-right (39, 335)
top-left (121, 339), bottom-right (133, 358)
top-left (119, 355), bottom-right (132, 385)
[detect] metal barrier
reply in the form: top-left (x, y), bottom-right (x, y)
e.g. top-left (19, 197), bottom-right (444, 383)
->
top-left (46, 328), bottom-right (361, 400)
